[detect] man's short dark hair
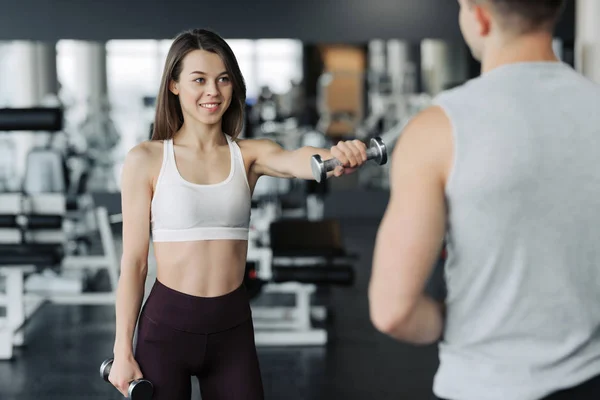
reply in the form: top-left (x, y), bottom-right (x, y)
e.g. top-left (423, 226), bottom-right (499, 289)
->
top-left (469, 0), bottom-right (567, 33)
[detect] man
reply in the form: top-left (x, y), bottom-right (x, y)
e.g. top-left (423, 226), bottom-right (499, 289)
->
top-left (368, 1), bottom-right (600, 399)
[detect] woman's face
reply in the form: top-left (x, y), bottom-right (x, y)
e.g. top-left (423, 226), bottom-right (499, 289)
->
top-left (170, 49), bottom-right (233, 127)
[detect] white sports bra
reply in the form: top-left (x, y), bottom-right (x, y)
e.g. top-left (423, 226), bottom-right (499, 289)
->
top-left (150, 134), bottom-right (251, 242)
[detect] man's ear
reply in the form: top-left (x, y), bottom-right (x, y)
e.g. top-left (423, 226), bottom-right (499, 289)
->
top-left (473, 4), bottom-right (493, 36)
top-left (169, 80), bottom-right (179, 96)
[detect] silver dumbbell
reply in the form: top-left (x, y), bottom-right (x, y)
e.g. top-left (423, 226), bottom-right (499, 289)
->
top-left (311, 137), bottom-right (388, 183)
top-left (100, 358), bottom-right (153, 400)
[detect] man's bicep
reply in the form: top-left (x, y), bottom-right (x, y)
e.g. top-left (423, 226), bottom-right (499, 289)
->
top-left (372, 154), bottom-right (447, 300)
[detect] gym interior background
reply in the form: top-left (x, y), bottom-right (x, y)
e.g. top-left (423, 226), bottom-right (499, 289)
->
top-left (0, 1), bottom-right (597, 399)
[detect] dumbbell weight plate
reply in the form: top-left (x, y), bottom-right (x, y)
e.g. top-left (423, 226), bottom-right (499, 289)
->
top-left (100, 358), bottom-right (113, 381)
top-left (310, 154), bottom-right (327, 183)
top-left (369, 137), bottom-right (388, 165)
top-left (129, 379), bottom-right (154, 400)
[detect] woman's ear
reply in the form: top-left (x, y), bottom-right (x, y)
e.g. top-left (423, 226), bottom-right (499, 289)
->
top-left (169, 80), bottom-right (179, 96)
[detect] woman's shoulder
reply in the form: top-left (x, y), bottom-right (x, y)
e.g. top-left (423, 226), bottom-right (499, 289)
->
top-left (234, 136), bottom-right (281, 154)
top-left (124, 140), bottom-right (165, 170)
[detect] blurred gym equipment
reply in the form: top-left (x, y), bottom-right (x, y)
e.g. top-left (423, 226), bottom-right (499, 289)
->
top-left (0, 192), bottom-right (65, 360)
top-left (246, 201), bottom-right (356, 346)
top-left (0, 107), bottom-right (121, 360)
top-left (0, 107), bottom-right (63, 132)
top-left (76, 98), bottom-right (120, 192)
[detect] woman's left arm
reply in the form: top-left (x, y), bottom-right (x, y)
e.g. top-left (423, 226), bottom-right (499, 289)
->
top-left (247, 138), bottom-right (368, 180)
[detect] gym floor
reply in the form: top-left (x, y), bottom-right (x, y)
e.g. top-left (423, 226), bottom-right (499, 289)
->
top-left (0, 218), bottom-right (440, 400)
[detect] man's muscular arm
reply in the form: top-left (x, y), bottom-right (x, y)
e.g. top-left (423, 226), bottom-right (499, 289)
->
top-left (369, 106), bottom-right (453, 345)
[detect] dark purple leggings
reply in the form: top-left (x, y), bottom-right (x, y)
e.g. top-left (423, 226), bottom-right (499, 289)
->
top-left (134, 279), bottom-right (264, 400)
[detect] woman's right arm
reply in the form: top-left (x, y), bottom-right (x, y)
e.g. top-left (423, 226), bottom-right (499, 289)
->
top-left (111, 144), bottom-right (154, 388)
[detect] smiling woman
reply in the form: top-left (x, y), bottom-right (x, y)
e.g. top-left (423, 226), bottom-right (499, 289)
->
top-left (107, 27), bottom-right (369, 400)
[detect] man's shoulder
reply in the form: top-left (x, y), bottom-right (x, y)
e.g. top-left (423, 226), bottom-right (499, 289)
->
top-left (433, 76), bottom-right (485, 105)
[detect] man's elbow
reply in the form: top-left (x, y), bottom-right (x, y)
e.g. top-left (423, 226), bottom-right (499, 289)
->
top-left (369, 298), bottom-right (414, 340)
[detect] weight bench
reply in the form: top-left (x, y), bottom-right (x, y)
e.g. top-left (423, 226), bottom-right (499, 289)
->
top-left (248, 218), bottom-right (356, 346)
top-left (0, 193), bottom-right (66, 360)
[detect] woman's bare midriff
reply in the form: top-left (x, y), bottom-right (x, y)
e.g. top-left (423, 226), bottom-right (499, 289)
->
top-left (152, 240), bottom-right (248, 297)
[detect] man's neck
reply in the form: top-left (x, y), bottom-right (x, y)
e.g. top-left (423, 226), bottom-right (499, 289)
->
top-left (481, 31), bottom-right (560, 74)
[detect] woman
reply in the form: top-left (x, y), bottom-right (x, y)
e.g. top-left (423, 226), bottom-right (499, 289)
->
top-left (109, 28), bottom-right (367, 400)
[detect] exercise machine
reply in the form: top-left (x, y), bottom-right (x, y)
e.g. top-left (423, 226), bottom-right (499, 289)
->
top-left (246, 202), bottom-right (356, 346)
top-left (0, 107), bottom-right (121, 360)
top-left (0, 192), bottom-right (65, 359)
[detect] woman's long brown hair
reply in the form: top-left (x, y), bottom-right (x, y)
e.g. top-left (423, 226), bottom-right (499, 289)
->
top-left (151, 28), bottom-right (247, 141)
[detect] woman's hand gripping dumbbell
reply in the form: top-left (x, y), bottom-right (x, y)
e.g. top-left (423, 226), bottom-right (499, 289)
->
top-left (311, 137), bottom-right (388, 182)
top-left (100, 357), bottom-right (154, 399)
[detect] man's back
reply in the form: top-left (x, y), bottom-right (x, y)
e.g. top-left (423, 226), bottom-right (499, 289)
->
top-left (433, 61), bottom-right (600, 400)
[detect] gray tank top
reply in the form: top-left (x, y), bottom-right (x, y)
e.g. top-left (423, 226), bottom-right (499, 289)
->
top-left (432, 62), bottom-right (600, 400)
